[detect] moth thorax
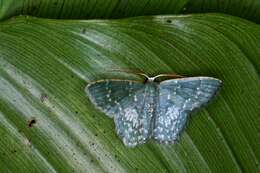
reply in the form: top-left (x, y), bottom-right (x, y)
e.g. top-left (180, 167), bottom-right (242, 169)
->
top-left (147, 77), bottom-right (156, 82)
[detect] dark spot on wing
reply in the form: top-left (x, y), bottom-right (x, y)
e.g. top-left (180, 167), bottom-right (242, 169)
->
top-left (114, 154), bottom-right (121, 162)
top-left (28, 119), bottom-right (36, 128)
top-left (40, 93), bottom-right (48, 102)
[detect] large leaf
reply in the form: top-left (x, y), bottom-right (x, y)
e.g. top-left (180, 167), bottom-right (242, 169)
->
top-left (185, 0), bottom-right (260, 23)
top-left (1, 0), bottom-right (260, 23)
top-left (0, 14), bottom-right (259, 173)
top-left (0, 0), bottom-right (188, 20)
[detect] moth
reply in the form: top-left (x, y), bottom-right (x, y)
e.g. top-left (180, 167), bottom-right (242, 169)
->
top-left (85, 72), bottom-right (222, 147)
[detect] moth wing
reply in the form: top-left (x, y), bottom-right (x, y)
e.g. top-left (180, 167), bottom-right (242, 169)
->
top-left (154, 77), bottom-right (222, 143)
top-left (86, 80), bottom-right (153, 147)
top-left (85, 80), bottom-right (144, 118)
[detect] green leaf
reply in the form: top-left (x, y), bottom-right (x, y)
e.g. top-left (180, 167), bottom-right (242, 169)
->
top-left (0, 14), bottom-right (259, 173)
top-left (0, 0), bottom-right (188, 20)
top-left (184, 0), bottom-right (260, 23)
top-left (1, 0), bottom-right (260, 24)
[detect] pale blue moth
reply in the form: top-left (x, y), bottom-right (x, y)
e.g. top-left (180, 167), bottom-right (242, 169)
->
top-left (85, 73), bottom-right (222, 147)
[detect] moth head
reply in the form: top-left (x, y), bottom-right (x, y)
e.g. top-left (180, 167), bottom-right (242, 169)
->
top-left (108, 68), bottom-right (184, 83)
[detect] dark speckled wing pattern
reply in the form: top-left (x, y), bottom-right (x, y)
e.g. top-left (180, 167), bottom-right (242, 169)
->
top-left (154, 77), bottom-right (222, 143)
top-left (86, 80), bottom-right (157, 147)
top-left (86, 80), bottom-right (144, 118)
top-left (114, 82), bottom-right (158, 147)
top-left (86, 77), bottom-right (222, 147)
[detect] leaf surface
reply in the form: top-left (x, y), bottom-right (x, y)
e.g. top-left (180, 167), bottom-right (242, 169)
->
top-left (0, 14), bottom-right (259, 173)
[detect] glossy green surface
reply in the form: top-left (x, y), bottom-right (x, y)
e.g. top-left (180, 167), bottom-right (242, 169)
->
top-left (0, 14), bottom-right (259, 172)
top-left (0, 0), bottom-right (188, 20)
top-left (185, 0), bottom-right (260, 23)
top-left (1, 0), bottom-right (260, 23)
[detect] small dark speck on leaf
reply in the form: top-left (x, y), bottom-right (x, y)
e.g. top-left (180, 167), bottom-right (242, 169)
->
top-left (91, 142), bottom-right (95, 146)
top-left (81, 28), bottom-right (86, 34)
top-left (166, 19), bottom-right (172, 23)
top-left (28, 119), bottom-right (36, 128)
top-left (90, 159), bottom-right (94, 163)
top-left (94, 133), bottom-right (98, 137)
top-left (75, 111), bottom-right (78, 114)
top-left (54, 2), bottom-right (58, 5)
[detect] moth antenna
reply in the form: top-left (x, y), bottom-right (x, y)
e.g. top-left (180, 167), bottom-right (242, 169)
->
top-left (154, 73), bottom-right (185, 79)
top-left (108, 68), bottom-right (150, 80)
